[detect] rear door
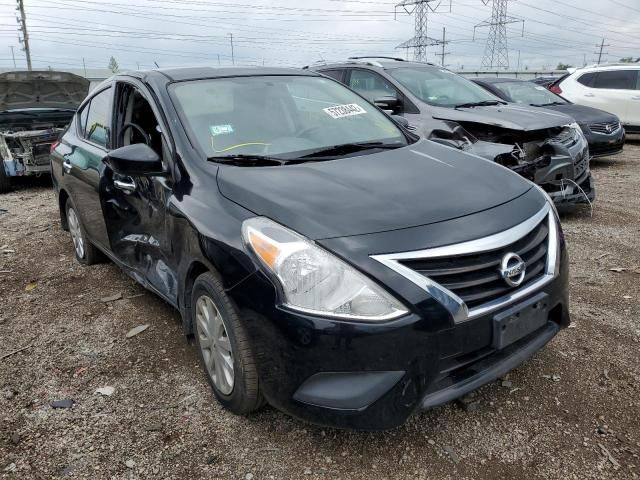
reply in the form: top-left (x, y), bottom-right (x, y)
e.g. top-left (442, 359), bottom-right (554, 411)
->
top-left (58, 85), bottom-right (113, 250)
top-left (576, 70), bottom-right (638, 125)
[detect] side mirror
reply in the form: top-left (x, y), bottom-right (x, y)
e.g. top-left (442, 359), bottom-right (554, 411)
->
top-left (103, 143), bottom-right (165, 176)
top-left (374, 96), bottom-right (400, 112)
top-left (391, 115), bottom-right (410, 128)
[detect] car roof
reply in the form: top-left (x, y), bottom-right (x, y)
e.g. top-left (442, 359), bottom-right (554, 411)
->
top-left (470, 77), bottom-right (525, 84)
top-left (569, 63), bottom-right (640, 74)
top-left (116, 66), bottom-right (318, 83)
top-left (309, 59), bottom-right (437, 71)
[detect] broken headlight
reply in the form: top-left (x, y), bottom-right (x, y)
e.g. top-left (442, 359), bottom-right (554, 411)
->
top-left (242, 217), bottom-right (408, 321)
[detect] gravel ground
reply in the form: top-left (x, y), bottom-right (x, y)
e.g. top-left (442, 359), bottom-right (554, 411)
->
top-left (1, 142), bottom-right (639, 480)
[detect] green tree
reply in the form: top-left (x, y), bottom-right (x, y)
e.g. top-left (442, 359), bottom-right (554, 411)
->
top-left (620, 57), bottom-right (634, 63)
top-left (108, 56), bottom-right (120, 73)
top-left (556, 62), bottom-right (573, 70)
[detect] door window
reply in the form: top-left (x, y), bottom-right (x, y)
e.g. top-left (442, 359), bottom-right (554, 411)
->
top-left (319, 69), bottom-right (344, 82)
top-left (347, 69), bottom-right (399, 102)
top-left (591, 70), bottom-right (637, 90)
top-left (116, 84), bottom-right (167, 160)
top-left (577, 72), bottom-right (595, 87)
top-left (83, 87), bottom-right (112, 148)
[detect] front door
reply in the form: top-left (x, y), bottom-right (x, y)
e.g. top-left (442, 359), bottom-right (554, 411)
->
top-left (100, 81), bottom-right (178, 304)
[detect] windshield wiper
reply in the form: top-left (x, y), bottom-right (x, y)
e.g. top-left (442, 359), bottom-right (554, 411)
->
top-left (297, 141), bottom-right (404, 159)
top-left (454, 100), bottom-right (505, 109)
top-left (207, 154), bottom-right (287, 166)
top-left (530, 101), bottom-right (566, 107)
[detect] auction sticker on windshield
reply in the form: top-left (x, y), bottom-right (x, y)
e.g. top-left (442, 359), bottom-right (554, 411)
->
top-left (323, 103), bottom-right (367, 119)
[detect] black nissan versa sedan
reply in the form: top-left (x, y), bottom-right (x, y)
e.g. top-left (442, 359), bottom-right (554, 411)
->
top-left (50, 67), bottom-right (569, 430)
top-left (471, 77), bottom-right (625, 158)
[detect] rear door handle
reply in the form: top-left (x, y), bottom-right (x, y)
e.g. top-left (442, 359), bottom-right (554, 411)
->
top-left (584, 93), bottom-right (595, 97)
top-left (632, 96), bottom-right (640, 100)
top-left (114, 178), bottom-right (136, 194)
top-left (62, 159), bottom-right (72, 173)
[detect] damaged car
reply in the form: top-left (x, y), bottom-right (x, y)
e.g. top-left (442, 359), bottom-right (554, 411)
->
top-left (0, 71), bottom-right (89, 193)
top-left (308, 57), bottom-right (594, 208)
top-left (52, 67), bottom-right (569, 430)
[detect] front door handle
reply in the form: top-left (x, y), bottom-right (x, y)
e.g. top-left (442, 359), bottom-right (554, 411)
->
top-left (632, 96), bottom-right (640, 100)
top-left (114, 178), bottom-right (136, 194)
top-left (62, 159), bottom-right (72, 173)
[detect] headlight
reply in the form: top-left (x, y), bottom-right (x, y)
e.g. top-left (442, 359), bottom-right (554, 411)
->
top-left (242, 217), bottom-right (408, 321)
top-left (568, 122), bottom-right (586, 142)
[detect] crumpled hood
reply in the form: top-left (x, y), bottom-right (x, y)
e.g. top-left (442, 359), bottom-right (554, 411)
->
top-left (0, 71), bottom-right (89, 111)
top-left (430, 103), bottom-right (574, 131)
top-left (217, 139), bottom-right (533, 240)
top-left (538, 103), bottom-right (620, 126)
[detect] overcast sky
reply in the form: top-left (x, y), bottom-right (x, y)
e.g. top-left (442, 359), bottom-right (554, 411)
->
top-left (1, 0), bottom-right (639, 73)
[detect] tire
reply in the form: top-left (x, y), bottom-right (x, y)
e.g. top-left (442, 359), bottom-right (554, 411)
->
top-left (64, 198), bottom-right (103, 265)
top-left (0, 163), bottom-right (11, 194)
top-left (191, 271), bottom-right (264, 415)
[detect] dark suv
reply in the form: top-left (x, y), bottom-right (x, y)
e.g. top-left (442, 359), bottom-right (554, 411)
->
top-left (51, 67), bottom-right (569, 430)
top-left (309, 57), bottom-right (594, 208)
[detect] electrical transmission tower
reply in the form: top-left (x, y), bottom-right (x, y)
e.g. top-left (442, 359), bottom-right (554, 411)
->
top-left (16, 0), bottom-right (32, 71)
top-left (474, 0), bottom-right (523, 70)
top-left (395, 0), bottom-right (451, 63)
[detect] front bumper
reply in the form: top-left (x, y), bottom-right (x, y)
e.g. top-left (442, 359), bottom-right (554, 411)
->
top-left (230, 243), bottom-right (569, 430)
top-left (585, 128), bottom-right (625, 158)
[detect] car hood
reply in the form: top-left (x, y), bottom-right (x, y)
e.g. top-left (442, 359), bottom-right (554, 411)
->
top-left (537, 103), bottom-right (620, 126)
top-left (429, 103), bottom-right (573, 131)
top-left (217, 140), bottom-right (533, 240)
top-left (0, 71), bottom-right (89, 111)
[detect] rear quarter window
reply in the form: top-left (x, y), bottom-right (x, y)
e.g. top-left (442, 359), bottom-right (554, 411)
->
top-left (577, 72), bottom-right (595, 87)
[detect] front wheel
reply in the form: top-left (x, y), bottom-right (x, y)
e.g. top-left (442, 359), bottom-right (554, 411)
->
top-left (191, 271), bottom-right (264, 415)
top-left (65, 199), bottom-right (102, 265)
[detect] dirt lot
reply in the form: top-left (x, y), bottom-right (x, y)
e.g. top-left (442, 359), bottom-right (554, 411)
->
top-left (1, 143), bottom-right (639, 480)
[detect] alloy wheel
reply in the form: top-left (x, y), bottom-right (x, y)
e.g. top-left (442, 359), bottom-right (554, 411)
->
top-left (67, 207), bottom-right (85, 259)
top-left (195, 294), bottom-right (235, 395)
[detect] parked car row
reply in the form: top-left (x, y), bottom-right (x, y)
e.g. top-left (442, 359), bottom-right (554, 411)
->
top-left (1, 59), bottom-right (631, 430)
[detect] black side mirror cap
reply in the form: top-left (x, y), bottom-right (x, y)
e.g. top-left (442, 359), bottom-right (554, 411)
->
top-left (374, 96), bottom-right (401, 111)
top-left (103, 143), bottom-right (165, 176)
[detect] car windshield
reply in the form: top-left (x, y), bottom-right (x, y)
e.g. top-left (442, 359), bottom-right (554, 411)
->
top-left (388, 67), bottom-right (499, 107)
top-left (170, 75), bottom-right (407, 160)
top-left (492, 81), bottom-right (568, 106)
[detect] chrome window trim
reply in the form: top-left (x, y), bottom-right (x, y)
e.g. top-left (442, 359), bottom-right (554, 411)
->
top-left (371, 204), bottom-right (558, 323)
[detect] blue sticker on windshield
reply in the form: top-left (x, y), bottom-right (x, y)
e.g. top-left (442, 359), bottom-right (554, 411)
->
top-left (210, 124), bottom-right (234, 136)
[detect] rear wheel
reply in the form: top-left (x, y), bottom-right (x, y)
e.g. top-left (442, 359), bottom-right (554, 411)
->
top-left (0, 164), bottom-right (11, 194)
top-left (192, 271), bottom-right (264, 415)
top-left (65, 199), bottom-right (102, 265)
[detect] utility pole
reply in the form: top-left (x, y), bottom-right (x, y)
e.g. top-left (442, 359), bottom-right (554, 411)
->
top-left (595, 38), bottom-right (609, 65)
top-left (82, 57), bottom-right (87, 77)
top-left (229, 33), bottom-right (235, 65)
top-left (516, 49), bottom-right (521, 71)
top-left (16, 0), bottom-right (32, 71)
top-left (9, 46), bottom-right (16, 68)
top-left (434, 27), bottom-right (451, 66)
top-left (394, 0), bottom-right (450, 63)
top-left (475, 0), bottom-right (524, 70)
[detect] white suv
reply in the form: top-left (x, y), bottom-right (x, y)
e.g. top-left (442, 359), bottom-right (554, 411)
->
top-left (550, 64), bottom-right (640, 133)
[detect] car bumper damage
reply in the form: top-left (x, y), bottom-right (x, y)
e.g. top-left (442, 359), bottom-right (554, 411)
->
top-left (429, 122), bottom-right (595, 207)
top-left (0, 129), bottom-right (61, 177)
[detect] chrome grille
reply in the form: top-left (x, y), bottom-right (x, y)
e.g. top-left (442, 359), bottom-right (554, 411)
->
top-left (399, 220), bottom-right (548, 309)
top-left (589, 121), bottom-right (620, 135)
top-left (371, 205), bottom-right (558, 323)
